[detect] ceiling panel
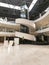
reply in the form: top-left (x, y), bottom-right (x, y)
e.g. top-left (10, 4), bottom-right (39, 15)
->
top-left (0, 0), bottom-right (49, 19)
top-left (0, 0), bottom-right (33, 7)
top-left (29, 0), bottom-right (49, 20)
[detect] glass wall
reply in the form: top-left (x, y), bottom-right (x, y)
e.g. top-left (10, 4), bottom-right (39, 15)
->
top-left (20, 24), bottom-right (29, 33)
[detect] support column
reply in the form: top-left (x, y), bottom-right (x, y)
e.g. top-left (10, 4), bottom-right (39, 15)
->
top-left (41, 35), bottom-right (44, 41)
top-left (39, 13), bottom-right (41, 18)
top-left (4, 36), bottom-right (8, 47)
top-left (14, 38), bottom-right (19, 45)
top-left (4, 36), bottom-right (6, 41)
top-left (27, 10), bottom-right (29, 20)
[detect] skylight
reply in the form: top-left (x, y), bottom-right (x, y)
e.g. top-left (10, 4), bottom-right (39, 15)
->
top-left (0, 0), bottom-right (38, 12)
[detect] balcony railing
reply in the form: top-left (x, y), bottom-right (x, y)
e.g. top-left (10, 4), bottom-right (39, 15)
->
top-left (36, 24), bottom-right (49, 31)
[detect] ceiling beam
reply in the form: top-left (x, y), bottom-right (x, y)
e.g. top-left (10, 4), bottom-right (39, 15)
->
top-left (29, 0), bottom-right (38, 12)
top-left (0, 2), bottom-right (21, 10)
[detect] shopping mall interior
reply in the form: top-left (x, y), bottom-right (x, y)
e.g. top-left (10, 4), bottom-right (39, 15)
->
top-left (0, 0), bottom-right (49, 65)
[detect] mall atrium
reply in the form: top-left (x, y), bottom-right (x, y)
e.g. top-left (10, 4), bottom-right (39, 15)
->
top-left (0, 0), bottom-right (49, 65)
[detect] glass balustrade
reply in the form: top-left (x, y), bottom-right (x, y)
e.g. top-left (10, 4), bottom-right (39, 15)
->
top-left (37, 24), bottom-right (49, 31)
top-left (0, 27), bottom-right (15, 32)
top-left (0, 17), bottom-right (15, 23)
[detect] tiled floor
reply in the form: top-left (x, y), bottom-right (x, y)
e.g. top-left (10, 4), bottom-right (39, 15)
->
top-left (0, 44), bottom-right (49, 65)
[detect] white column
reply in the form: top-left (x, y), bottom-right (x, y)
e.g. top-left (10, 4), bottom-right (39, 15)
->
top-left (4, 36), bottom-right (8, 47)
top-left (4, 37), bottom-right (6, 40)
top-left (41, 35), bottom-right (44, 41)
top-left (27, 10), bottom-right (29, 19)
top-left (39, 13), bottom-right (41, 18)
top-left (14, 38), bottom-right (19, 45)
